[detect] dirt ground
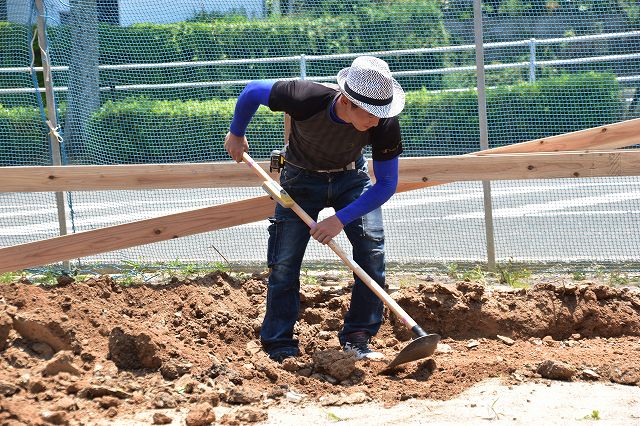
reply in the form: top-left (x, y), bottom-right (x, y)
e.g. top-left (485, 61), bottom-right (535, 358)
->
top-left (1, 270), bottom-right (639, 425)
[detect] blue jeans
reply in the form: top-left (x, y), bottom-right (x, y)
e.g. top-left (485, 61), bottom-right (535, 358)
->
top-left (260, 156), bottom-right (386, 355)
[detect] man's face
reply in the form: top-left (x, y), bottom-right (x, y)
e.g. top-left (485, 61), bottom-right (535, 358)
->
top-left (347, 102), bottom-right (380, 132)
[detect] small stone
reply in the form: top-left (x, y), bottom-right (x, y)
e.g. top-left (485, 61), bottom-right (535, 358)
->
top-left (571, 333), bottom-right (581, 340)
top-left (40, 410), bottom-right (68, 425)
top-left (285, 391), bottom-right (305, 403)
top-left (537, 360), bottom-right (576, 381)
top-left (582, 369), bottom-right (600, 380)
top-left (152, 413), bottom-right (173, 425)
top-left (220, 407), bottom-right (268, 425)
top-left (280, 358), bottom-right (300, 372)
top-left (497, 335), bottom-right (515, 346)
top-left (0, 380), bottom-right (19, 396)
top-left (185, 403), bottom-right (215, 426)
top-left (40, 351), bottom-right (82, 376)
top-left (466, 340), bottom-right (480, 349)
top-left (436, 343), bottom-right (452, 353)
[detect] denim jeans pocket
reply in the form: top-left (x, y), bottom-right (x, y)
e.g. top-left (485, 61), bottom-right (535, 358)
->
top-left (280, 166), bottom-right (304, 188)
top-left (361, 208), bottom-right (384, 242)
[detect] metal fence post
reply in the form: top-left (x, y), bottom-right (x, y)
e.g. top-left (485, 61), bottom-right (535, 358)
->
top-left (300, 54), bottom-right (307, 80)
top-left (34, 0), bottom-right (70, 271)
top-left (474, 0), bottom-right (497, 271)
top-left (529, 38), bottom-right (537, 82)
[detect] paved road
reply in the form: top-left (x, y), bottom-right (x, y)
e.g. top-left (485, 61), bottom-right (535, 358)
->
top-left (2, 177), bottom-right (640, 267)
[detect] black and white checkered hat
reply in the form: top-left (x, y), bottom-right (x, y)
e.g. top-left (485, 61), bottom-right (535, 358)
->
top-left (336, 56), bottom-right (405, 118)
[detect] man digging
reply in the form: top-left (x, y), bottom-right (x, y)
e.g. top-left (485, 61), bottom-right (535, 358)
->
top-left (224, 56), bottom-right (405, 363)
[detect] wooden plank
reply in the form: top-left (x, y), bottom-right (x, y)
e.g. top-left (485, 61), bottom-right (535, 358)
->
top-left (0, 196), bottom-right (274, 273)
top-left (396, 117), bottom-right (640, 192)
top-left (3, 118), bottom-right (639, 193)
top-left (398, 150), bottom-right (640, 182)
top-left (0, 161), bottom-right (278, 193)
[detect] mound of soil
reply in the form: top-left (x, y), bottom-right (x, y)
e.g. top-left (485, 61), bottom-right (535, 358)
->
top-left (0, 272), bottom-right (639, 425)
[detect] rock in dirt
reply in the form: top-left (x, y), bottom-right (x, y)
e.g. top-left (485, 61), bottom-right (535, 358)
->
top-left (0, 311), bottom-right (12, 350)
top-left (0, 380), bottom-right (19, 396)
top-left (610, 367), bottom-right (640, 386)
top-left (152, 413), bottom-right (173, 425)
top-left (185, 402), bottom-right (216, 426)
top-left (108, 327), bottom-right (162, 370)
top-left (320, 391), bottom-right (371, 406)
top-left (581, 369), bottom-right (600, 380)
top-left (152, 391), bottom-right (178, 409)
top-left (221, 386), bottom-right (261, 404)
top-left (76, 383), bottom-right (132, 400)
top-left (40, 410), bottom-right (69, 425)
top-left (312, 349), bottom-right (357, 382)
top-left (497, 335), bottom-right (515, 346)
top-left (537, 360), bottom-right (576, 381)
top-left (12, 314), bottom-right (77, 353)
top-left (39, 351), bottom-right (82, 377)
top-left (220, 407), bottom-right (268, 424)
top-left (160, 360), bottom-right (192, 380)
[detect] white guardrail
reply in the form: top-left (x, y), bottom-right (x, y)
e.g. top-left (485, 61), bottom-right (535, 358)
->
top-left (1, 30), bottom-right (640, 94)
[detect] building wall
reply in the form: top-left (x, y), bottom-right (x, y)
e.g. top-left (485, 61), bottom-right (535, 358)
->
top-left (5, 0), bottom-right (264, 26)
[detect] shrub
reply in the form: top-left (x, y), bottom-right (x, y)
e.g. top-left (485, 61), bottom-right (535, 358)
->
top-left (77, 72), bottom-right (621, 163)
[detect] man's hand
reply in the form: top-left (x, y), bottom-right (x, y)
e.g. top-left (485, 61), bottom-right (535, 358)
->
top-left (310, 215), bottom-right (344, 245)
top-left (224, 132), bottom-right (249, 163)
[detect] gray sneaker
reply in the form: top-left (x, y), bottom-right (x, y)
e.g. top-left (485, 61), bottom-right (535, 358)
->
top-left (342, 332), bottom-right (385, 361)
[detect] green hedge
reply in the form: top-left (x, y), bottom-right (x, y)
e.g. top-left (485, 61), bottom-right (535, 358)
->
top-left (83, 97), bottom-right (282, 164)
top-left (401, 72), bottom-right (622, 155)
top-left (0, 105), bottom-right (50, 166)
top-left (79, 72), bottom-right (621, 164)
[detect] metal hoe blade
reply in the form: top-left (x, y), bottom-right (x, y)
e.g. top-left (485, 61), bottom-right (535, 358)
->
top-left (385, 333), bottom-right (441, 371)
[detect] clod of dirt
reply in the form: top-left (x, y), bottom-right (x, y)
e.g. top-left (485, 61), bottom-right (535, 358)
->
top-left (152, 412), bottom-right (173, 425)
top-left (185, 402), bottom-right (216, 426)
top-left (160, 360), bottom-right (193, 380)
top-left (12, 313), bottom-right (78, 353)
top-left (220, 407), bottom-right (268, 424)
top-left (319, 391), bottom-right (371, 406)
top-left (39, 350), bottom-right (82, 377)
top-left (108, 326), bottom-right (162, 370)
top-left (312, 349), bottom-right (358, 382)
top-left (0, 311), bottom-right (12, 350)
top-left (537, 360), bottom-right (576, 380)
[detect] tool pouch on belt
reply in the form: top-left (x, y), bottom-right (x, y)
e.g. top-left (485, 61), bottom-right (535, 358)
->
top-left (269, 149), bottom-right (285, 173)
top-left (270, 113), bottom-right (290, 173)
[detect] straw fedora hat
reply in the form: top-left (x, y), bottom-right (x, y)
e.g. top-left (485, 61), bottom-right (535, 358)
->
top-left (336, 56), bottom-right (405, 118)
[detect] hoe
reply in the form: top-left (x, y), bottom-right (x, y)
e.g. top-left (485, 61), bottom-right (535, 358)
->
top-left (242, 153), bottom-right (440, 370)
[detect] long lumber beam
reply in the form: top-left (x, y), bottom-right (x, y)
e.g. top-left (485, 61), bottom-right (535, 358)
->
top-left (2, 118), bottom-right (640, 193)
top-left (0, 161), bottom-right (278, 193)
top-left (0, 196), bottom-right (274, 273)
top-left (399, 150), bottom-right (640, 182)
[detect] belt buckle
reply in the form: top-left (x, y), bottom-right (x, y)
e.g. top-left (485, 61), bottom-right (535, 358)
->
top-left (316, 162), bottom-right (355, 173)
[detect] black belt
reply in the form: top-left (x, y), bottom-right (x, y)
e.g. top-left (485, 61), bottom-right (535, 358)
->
top-left (285, 160), bottom-right (357, 173)
top-left (314, 162), bottom-right (356, 173)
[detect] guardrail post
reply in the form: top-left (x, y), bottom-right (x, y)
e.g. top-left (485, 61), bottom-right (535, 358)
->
top-left (529, 38), bottom-right (537, 82)
top-left (474, 0), bottom-right (497, 271)
top-left (300, 54), bottom-right (307, 80)
top-left (35, 0), bottom-right (70, 271)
